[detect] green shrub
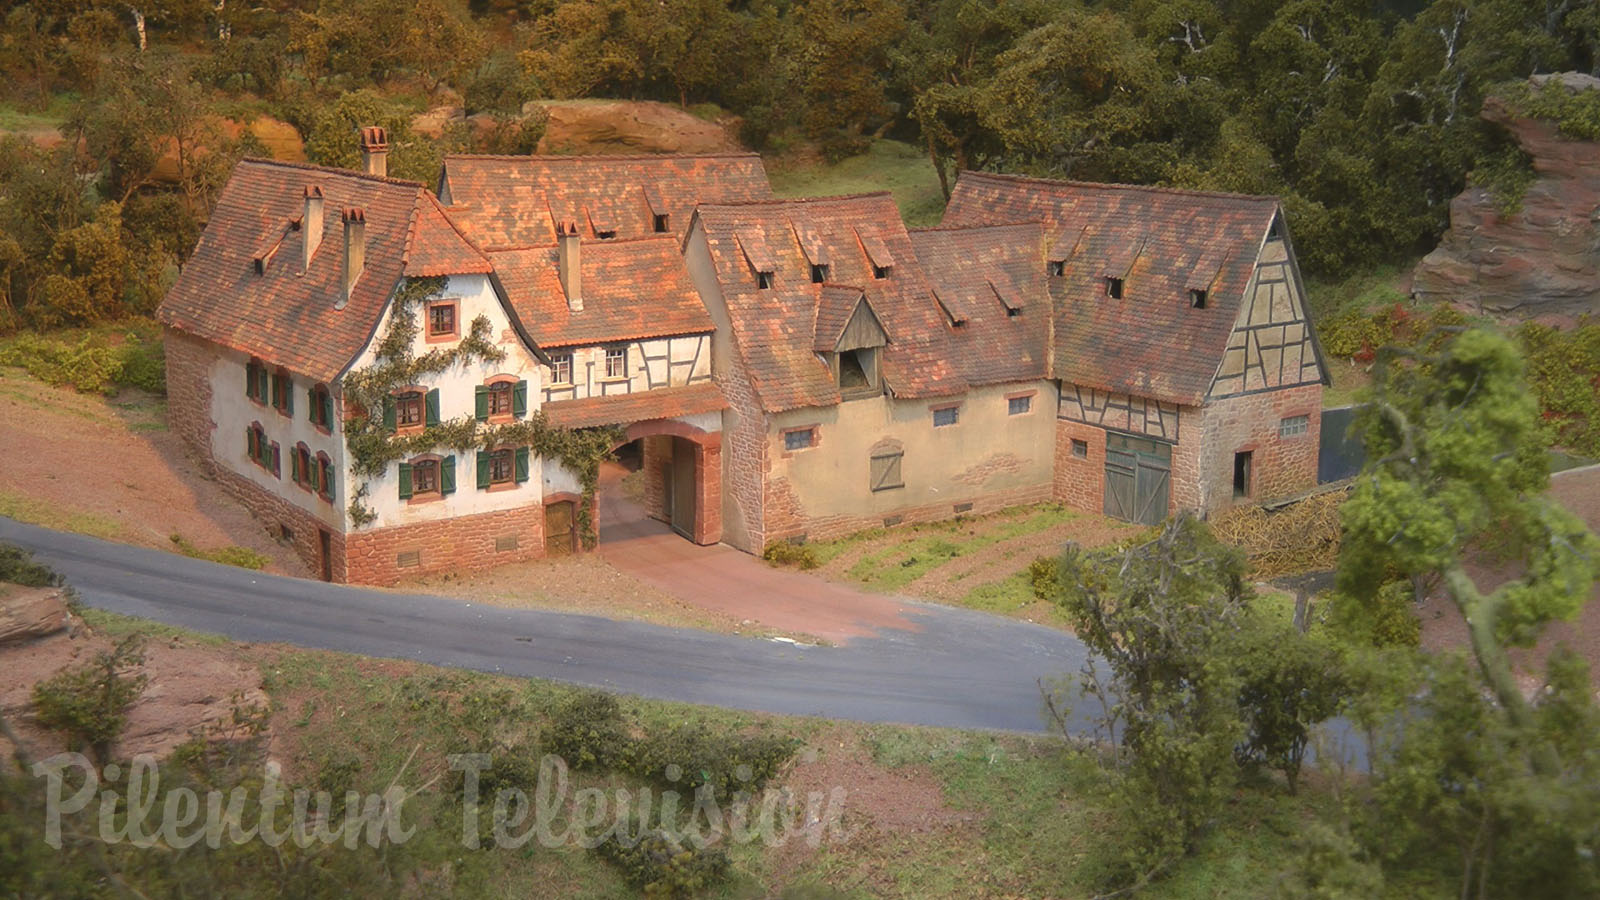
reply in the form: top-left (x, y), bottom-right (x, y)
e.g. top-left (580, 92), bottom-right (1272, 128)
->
top-left (114, 335), bottom-right (165, 394)
top-left (0, 543), bottom-right (62, 587)
top-left (762, 540), bottom-right (818, 570)
top-left (593, 827), bottom-right (731, 899)
top-left (1517, 320), bottom-right (1600, 457)
top-left (32, 634), bottom-right (148, 764)
top-left (621, 724), bottom-right (799, 802)
top-left (542, 689), bottom-right (630, 771)
top-left (0, 328), bottom-right (165, 394)
top-left (168, 534), bottom-right (267, 570)
top-left (1027, 556), bottom-right (1058, 600)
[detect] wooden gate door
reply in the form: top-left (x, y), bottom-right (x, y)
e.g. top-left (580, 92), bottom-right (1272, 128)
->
top-left (669, 437), bottom-right (696, 539)
top-left (1103, 434), bottom-right (1171, 526)
top-left (544, 501), bottom-right (576, 556)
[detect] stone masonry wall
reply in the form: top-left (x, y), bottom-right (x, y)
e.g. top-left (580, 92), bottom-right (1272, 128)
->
top-left (1199, 383), bottom-right (1323, 513)
top-left (345, 503), bottom-right (545, 586)
top-left (1052, 419), bottom-right (1107, 513)
top-left (716, 367), bottom-right (769, 552)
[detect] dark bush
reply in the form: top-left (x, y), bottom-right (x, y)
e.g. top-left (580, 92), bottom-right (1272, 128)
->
top-left (0, 544), bottom-right (62, 587)
top-left (622, 724), bottom-right (799, 802)
top-left (1027, 555), bottom-right (1058, 600)
top-left (32, 635), bottom-right (148, 765)
top-left (542, 689), bottom-right (629, 771)
top-left (594, 827), bottom-right (730, 899)
top-left (762, 540), bottom-right (818, 570)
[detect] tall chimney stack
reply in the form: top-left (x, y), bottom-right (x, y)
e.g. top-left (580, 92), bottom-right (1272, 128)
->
top-left (557, 221), bottom-right (582, 312)
top-left (341, 207), bottom-right (366, 308)
top-left (301, 185), bottom-right (324, 273)
top-left (358, 126), bottom-right (389, 178)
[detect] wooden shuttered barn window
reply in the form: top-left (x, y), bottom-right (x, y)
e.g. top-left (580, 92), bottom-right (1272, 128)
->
top-left (869, 451), bottom-right (904, 492)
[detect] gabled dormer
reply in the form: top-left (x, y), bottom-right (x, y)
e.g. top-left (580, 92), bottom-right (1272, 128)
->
top-left (815, 287), bottom-right (887, 401)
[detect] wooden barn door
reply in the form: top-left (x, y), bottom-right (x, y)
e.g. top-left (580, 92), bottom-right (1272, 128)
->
top-left (1104, 434), bottom-right (1171, 526)
top-left (544, 501), bottom-right (576, 556)
top-left (669, 437), bottom-right (696, 539)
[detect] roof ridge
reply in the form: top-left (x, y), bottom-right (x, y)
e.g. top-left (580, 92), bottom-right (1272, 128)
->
top-left (238, 156), bottom-right (425, 189)
top-left (484, 233), bottom-right (681, 255)
top-left (909, 221), bottom-right (1044, 234)
top-left (957, 170), bottom-right (1280, 204)
top-left (407, 191), bottom-right (491, 268)
top-left (698, 191), bottom-right (896, 210)
top-left (445, 151), bottom-right (763, 163)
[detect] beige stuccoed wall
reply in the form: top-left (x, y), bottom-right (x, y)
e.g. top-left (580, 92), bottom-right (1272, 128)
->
top-left (767, 380), bottom-right (1058, 527)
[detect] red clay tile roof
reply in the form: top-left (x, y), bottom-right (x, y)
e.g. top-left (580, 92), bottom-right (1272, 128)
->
top-left (158, 159), bottom-right (490, 383)
top-left (439, 153), bottom-right (773, 249)
top-left (487, 235), bottom-right (713, 349)
top-left (941, 171), bottom-right (1280, 406)
top-left (693, 193), bottom-right (964, 413)
top-left (910, 223), bottom-right (1052, 387)
top-left (542, 381), bottom-right (727, 429)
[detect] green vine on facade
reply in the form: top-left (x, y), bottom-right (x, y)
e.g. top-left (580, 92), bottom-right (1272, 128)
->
top-left (341, 276), bottom-right (621, 545)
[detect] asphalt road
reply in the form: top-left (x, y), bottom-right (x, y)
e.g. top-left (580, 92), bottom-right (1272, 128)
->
top-left (0, 517), bottom-right (1101, 735)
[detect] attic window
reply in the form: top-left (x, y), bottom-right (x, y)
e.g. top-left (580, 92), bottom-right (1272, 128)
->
top-left (1268, 217), bottom-right (1285, 239)
top-left (596, 229), bottom-right (616, 240)
top-left (1105, 277), bottom-right (1124, 299)
top-left (757, 271), bottom-right (774, 290)
top-left (1048, 260), bottom-right (1065, 277)
top-left (811, 264), bottom-right (830, 284)
top-left (872, 264), bottom-right (891, 280)
top-left (1189, 288), bottom-right (1207, 309)
top-left (1007, 307), bottom-right (1021, 318)
top-left (653, 214), bottom-right (669, 233)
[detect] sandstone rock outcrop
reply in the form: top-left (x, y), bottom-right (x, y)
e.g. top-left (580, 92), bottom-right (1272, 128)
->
top-left (530, 100), bottom-right (741, 155)
top-left (1412, 73), bottom-right (1600, 321)
top-left (0, 587), bottom-right (69, 644)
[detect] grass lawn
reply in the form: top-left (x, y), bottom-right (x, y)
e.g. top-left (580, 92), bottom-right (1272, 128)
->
top-left (0, 95), bottom-right (73, 133)
top-left (768, 139), bottom-right (947, 227)
top-left (12, 606), bottom-right (1382, 899)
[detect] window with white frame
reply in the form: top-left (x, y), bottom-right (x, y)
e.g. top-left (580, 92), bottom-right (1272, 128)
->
top-left (1279, 414), bottom-right (1310, 437)
top-left (550, 353), bottom-right (573, 385)
top-left (604, 347), bottom-right (628, 379)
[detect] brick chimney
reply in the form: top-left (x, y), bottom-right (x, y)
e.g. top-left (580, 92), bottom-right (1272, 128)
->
top-left (557, 221), bottom-right (582, 312)
top-left (301, 185), bottom-right (324, 273)
top-left (359, 126), bottom-right (389, 178)
top-left (341, 207), bottom-right (366, 308)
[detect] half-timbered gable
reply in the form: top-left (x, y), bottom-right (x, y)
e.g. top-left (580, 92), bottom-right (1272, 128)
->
top-left (1209, 215), bottom-right (1326, 397)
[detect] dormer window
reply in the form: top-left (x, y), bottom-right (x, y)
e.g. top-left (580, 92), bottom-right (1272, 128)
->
top-left (757, 271), bottom-right (774, 290)
top-left (653, 214), bottom-right (669, 233)
top-left (1048, 260), bottom-right (1065, 277)
top-left (1189, 288), bottom-right (1207, 309)
top-left (596, 229), bottom-right (616, 240)
top-left (1007, 307), bottom-right (1021, 318)
top-left (872, 264), bottom-right (891, 280)
top-left (1105, 277), bottom-right (1124, 299)
top-left (811, 264), bottom-right (829, 284)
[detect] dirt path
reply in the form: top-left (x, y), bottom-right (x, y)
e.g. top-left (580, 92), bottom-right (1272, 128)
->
top-left (0, 372), bottom-right (309, 576)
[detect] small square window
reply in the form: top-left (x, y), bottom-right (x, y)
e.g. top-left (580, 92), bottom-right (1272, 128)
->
top-left (757, 271), bottom-right (774, 289)
top-left (1105, 277), bottom-right (1124, 299)
top-left (653, 214), bottom-right (669, 233)
top-left (933, 406), bottom-right (959, 427)
top-left (396, 391), bottom-right (424, 428)
top-left (1071, 439), bottom-right (1088, 459)
top-left (784, 429), bottom-right (815, 452)
top-left (1279, 414), bottom-right (1310, 437)
top-left (412, 459), bottom-right (439, 495)
top-left (550, 353), bottom-right (573, 385)
top-left (872, 264), bottom-right (891, 280)
top-left (488, 448), bottom-right (515, 484)
top-left (604, 347), bottom-right (628, 379)
top-left (1048, 260), bottom-right (1065, 277)
top-left (810, 264), bottom-right (829, 284)
top-left (1189, 288), bottom-right (1207, 309)
top-left (486, 382), bottom-right (513, 417)
top-left (427, 303), bottom-right (456, 337)
top-left (1008, 395), bottom-right (1032, 416)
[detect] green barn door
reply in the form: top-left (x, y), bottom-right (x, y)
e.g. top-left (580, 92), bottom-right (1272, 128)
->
top-left (1104, 434), bottom-right (1171, 526)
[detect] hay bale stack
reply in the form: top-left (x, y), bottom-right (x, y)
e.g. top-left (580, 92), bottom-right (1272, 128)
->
top-left (1212, 489), bottom-right (1347, 579)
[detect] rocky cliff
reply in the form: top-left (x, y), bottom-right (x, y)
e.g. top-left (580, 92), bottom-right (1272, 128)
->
top-left (1412, 73), bottom-right (1600, 321)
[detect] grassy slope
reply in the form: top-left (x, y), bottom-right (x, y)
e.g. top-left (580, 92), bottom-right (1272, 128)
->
top-left (768, 139), bottom-right (947, 227)
top-left (49, 607), bottom-right (1375, 899)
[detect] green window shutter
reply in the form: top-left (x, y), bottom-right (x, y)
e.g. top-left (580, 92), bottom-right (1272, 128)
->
top-left (245, 365), bottom-right (254, 400)
top-left (515, 446), bottom-right (530, 483)
top-left (441, 455), bottom-right (456, 495)
top-left (474, 385), bottom-right (489, 422)
top-left (245, 427), bottom-right (254, 459)
top-left (476, 451), bottom-right (491, 490)
top-left (258, 368), bottom-right (269, 403)
top-left (307, 454), bottom-right (318, 491)
top-left (321, 461), bottom-right (334, 498)
top-left (425, 389), bottom-right (440, 427)
top-left (323, 392), bottom-right (335, 429)
top-left (270, 442), bottom-right (281, 478)
top-left (512, 380), bottom-right (528, 417)
top-left (291, 449), bottom-right (301, 483)
top-left (398, 462), bottom-right (413, 500)
top-left (382, 395), bottom-right (396, 431)
top-left (284, 378), bottom-right (294, 415)
top-left (306, 387), bottom-right (316, 424)
top-left (270, 374), bottom-right (280, 409)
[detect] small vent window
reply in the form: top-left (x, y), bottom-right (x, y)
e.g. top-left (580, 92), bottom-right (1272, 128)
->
top-left (1189, 288), bottom-right (1207, 309)
top-left (932, 406), bottom-right (959, 428)
top-left (783, 428), bottom-right (816, 452)
top-left (596, 229), bottom-right (616, 240)
top-left (1071, 439), bottom-right (1088, 458)
top-left (1048, 260), bottom-right (1065, 277)
top-left (1279, 415), bottom-right (1309, 437)
top-left (872, 264), bottom-right (891, 280)
top-left (1105, 277), bottom-right (1123, 299)
top-left (811, 264), bottom-right (829, 284)
top-left (757, 271), bottom-right (774, 289)
top-left (653, 214), bottom-right (669, 233)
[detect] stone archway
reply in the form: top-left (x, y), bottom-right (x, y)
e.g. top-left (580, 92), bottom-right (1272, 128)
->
top-left (605, 419), bottom-right (723, 546)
